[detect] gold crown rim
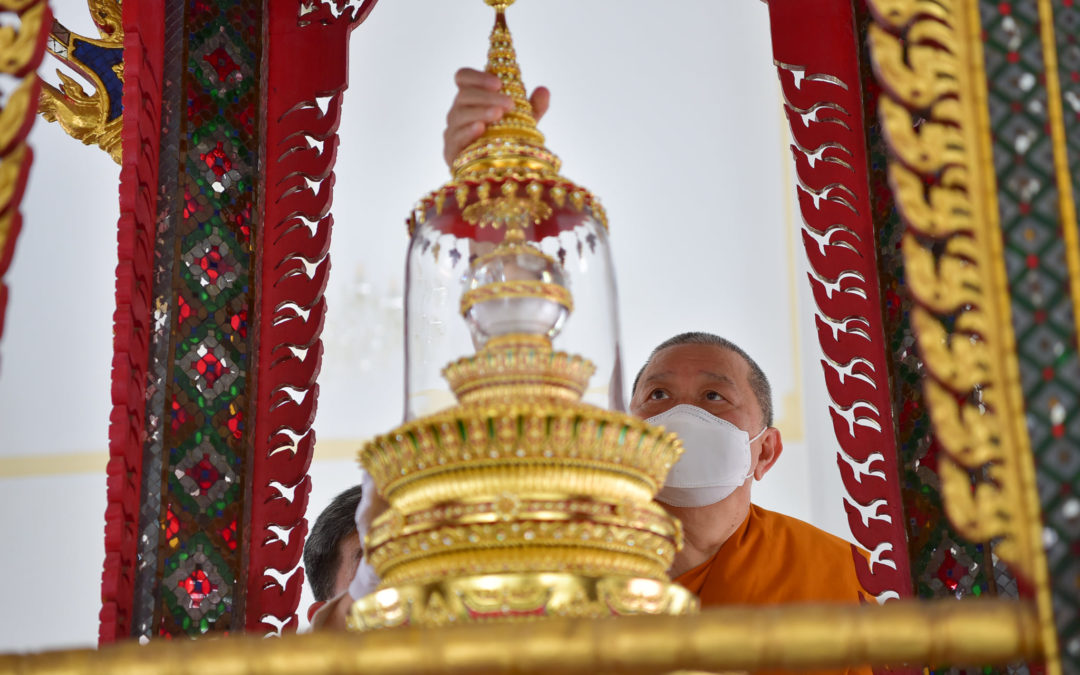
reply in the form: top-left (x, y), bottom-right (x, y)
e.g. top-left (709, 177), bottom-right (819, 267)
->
top-left (443, 357), bottom-right (595, 403)
top-left (368, 494), bottom-right (678, 545)
top-left (375, 462), bottom-right (664, 514)
top-left (370, 529), bottom-right (677, 584)
top-left (360, 403), bottom-right (683, 508)
top-left (375, 547), bottom-right (673, 588)
top-left (408, 175), bottom-right (609, 237)
top-left (367, 508), bottom-right (680, 563)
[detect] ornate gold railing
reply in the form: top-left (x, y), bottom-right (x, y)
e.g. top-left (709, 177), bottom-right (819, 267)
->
top-left (0, 600), bottom-right (1042, 674)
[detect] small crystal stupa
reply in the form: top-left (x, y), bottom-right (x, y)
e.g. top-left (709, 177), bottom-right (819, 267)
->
top-left (349, 0), bottom-right (696, 630)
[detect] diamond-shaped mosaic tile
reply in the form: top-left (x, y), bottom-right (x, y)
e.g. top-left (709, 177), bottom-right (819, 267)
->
top-left (982, 2), bottom-right (1080, 672)
top-left (164, 546), bottom-right (229, 620)
top-left (173, 440), bottom-right (238, 509)
top-left (190, 28), bottom-right (251, 92)
top-left (182, 236), bottom-right (239, 297)
top-left (177, 335), bottom-right (239, 402)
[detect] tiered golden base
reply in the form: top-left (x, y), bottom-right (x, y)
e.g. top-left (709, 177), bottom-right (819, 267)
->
top-left (352, 333), bottom-right (691, 628)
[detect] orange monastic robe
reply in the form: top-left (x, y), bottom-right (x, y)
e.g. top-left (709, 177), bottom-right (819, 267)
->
top-left (674, 504), bottom-right (871, 675)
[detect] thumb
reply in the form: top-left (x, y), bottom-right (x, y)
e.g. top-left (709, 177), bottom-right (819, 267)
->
top-left (530, 86), bottom-right (550, 122)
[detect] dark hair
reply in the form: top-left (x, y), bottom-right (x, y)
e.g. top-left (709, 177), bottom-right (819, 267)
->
top-left (631, 331), bottom-right (774, 428)
top-left (303, 485), bottom-right (364, 602)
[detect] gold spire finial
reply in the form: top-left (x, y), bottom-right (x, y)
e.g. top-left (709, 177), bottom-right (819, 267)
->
top-left (451, 3), bottom-right (561, 179)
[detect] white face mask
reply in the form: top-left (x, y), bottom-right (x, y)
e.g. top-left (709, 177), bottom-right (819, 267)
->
top-left (645, 403), bottom-right (767, 508)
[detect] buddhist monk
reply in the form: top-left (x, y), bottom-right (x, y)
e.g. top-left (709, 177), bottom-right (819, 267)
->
top-left (628, 331), bottom-right (867, 608)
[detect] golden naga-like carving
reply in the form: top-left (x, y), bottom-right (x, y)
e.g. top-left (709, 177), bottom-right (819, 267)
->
top-left (37, 0), bottom-right (123, 162)
top-left (866, 0), bottom-right (1059, 672)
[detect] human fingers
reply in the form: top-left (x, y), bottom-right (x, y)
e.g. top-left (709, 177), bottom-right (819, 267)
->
top-left (454, 67), bottom-right (502, 91)
top-left (445, 86), bottom-right (513, 144)
top-left (530, 86), bottom-right (550, 122)
top-left (444, 119), bottom-right (486, 167)
top-left (451, 86), bottom-right (513, 111)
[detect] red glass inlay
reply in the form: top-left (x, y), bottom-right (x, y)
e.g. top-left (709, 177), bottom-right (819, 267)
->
top-left (203, 47), bottom-right (239, 82)
top-left (178, 568), bottom-right (218, 609)
top-left (185, 453), bottom-right (220, 492)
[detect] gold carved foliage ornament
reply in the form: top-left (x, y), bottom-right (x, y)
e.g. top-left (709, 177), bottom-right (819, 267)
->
top-left (38, 0), bottom-right (123, 162)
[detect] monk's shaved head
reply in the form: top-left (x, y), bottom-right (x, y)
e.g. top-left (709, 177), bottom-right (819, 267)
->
top-left (632, 332), bottom-right (773, 428)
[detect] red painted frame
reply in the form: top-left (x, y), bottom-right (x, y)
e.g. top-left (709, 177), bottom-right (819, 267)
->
top-left (766, 0), bottom-right (914, 604)
top-left (101, 0), bottom-right (918, 641)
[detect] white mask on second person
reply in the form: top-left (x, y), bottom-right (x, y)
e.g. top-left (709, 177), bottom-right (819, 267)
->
top-left (645, 403), bottom-right (767, 508)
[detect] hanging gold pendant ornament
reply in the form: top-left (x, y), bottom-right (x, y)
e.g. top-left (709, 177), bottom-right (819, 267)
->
top-left (350, 0), bottom-right (695, 631)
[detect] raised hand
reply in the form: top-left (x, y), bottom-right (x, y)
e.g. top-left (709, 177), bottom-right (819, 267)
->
top-left (443, 67), bottom-right (550, 169)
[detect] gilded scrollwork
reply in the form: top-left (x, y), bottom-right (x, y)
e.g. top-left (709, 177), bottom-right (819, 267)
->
top-left (349, 573), bottom-right (696, 631)
top-left (866, 0), bottom-right (1059, 671)
top-left (37, 0), bottom-right (123, 162)
top-left (867, 0), bottom-right (1025, 581)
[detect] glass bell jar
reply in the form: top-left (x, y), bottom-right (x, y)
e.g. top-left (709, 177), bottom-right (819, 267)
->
top-left (402, 7), bottom-right (622, 420)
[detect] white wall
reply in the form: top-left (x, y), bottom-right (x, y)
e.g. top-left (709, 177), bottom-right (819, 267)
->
top-left (0, 0), bottom-right (852, 650)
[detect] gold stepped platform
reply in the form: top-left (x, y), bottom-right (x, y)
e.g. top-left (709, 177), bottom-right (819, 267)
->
top-left (351, 337), bottom-right (695, 629)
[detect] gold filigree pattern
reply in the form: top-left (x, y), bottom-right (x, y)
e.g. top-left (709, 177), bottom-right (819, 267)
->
top-left (360, 400), bottom-right (681, 511)
top-left (408, 175), bottom-right (608, 237)
top-left (367, 520), bottom-right (677, 584)
top-left (462, 195), bottom-right (554, 229)
top-left (867, 1), bottom-right (1059, 672)
top-left (349, 573), bottom-right (697, 631)
top-left (369, 495), bottom-right (676, 543)
top-left (454, 138), bottom-right (560, 178)
top-left (468, 240), bottom-right (559, 273)
top-left (370, 551), bottom-right (666, 590)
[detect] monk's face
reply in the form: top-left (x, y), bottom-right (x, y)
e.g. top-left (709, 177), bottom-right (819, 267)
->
top-left (332, 531), bottom-right (364, 597)
top-left (630, 343), bottom-right (773, 479)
